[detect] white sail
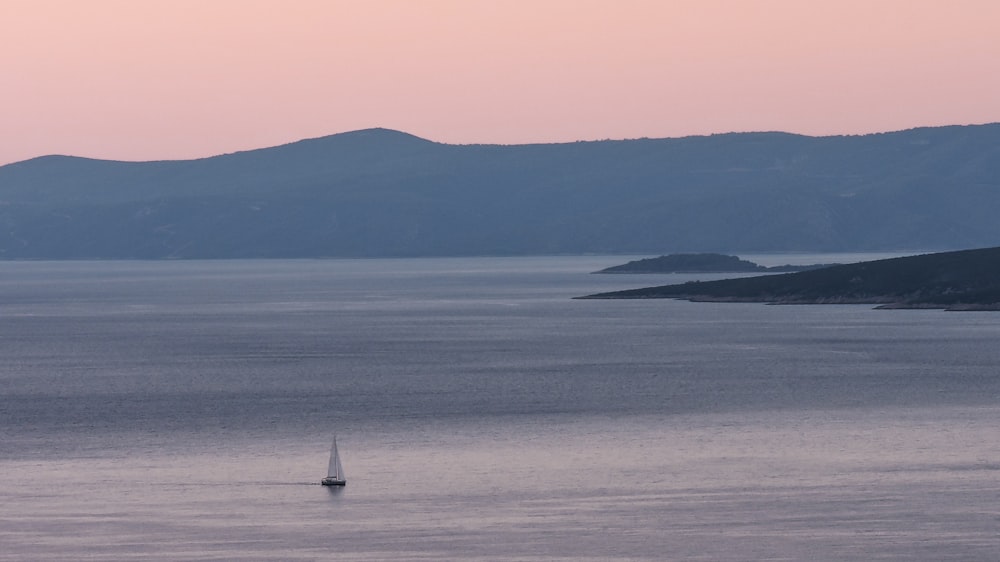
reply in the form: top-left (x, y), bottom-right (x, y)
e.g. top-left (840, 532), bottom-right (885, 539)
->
top-left (327, 438), bottom-right (344, 480)
top-left (321, 436), bottom-right (346, 485)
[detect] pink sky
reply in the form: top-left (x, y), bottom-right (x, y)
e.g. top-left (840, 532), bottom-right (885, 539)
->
top-left (2, 0), bottom-right (998, 165)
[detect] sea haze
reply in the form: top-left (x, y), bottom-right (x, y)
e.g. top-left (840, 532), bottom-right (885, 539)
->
top-left (1, 256), bottom-right (999, 560)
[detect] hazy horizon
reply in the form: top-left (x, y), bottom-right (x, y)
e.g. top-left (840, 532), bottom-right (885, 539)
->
top-left (3, 0), bottom-right (998, 166)
top-left (6, 121), bottom-right (999, 166)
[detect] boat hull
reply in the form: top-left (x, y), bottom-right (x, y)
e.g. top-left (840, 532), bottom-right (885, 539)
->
top-left (321, 478), bottom-right (346, 486)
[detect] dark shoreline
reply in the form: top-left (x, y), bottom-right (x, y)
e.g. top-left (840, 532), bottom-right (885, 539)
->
top-left (579, 246), bottom-right (1000, 311)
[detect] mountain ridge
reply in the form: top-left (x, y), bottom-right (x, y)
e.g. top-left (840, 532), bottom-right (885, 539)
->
top-left (1, 123), bottom-right (999, 258)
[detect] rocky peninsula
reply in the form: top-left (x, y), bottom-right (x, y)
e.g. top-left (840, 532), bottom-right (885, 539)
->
top-left (580, 247), bottom-right (1000, 311)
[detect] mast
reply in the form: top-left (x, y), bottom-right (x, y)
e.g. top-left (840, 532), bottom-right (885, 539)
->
top-left (327, 437), bottom-right (340, 479)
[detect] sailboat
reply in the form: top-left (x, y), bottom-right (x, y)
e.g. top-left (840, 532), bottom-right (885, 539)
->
top-left (321, 436), bottom-right (346, 486)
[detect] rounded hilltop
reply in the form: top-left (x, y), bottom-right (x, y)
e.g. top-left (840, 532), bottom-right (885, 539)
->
top-left (594, 253), bottom-right (832, 274)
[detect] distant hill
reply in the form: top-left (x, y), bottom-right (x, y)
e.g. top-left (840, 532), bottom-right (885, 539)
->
top-left (1, 124), bottom-right (1000, 258)
top-left (594, 253), bottom-right (834, 273)
top-left (579, 246), bottom-right (1000, 310)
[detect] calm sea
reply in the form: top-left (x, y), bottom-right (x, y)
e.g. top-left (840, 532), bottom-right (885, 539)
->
top-left (1, 256), bottom-right (998, 561)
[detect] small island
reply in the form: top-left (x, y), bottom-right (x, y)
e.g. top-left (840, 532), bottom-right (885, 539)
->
top-left (579, 246), bottom-right (1000, 311)
top-left (594, 253), bottom-right (834, 274)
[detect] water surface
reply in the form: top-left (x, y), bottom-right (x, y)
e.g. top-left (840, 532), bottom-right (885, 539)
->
top-left (1, 257), bottom-right (998, 560)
